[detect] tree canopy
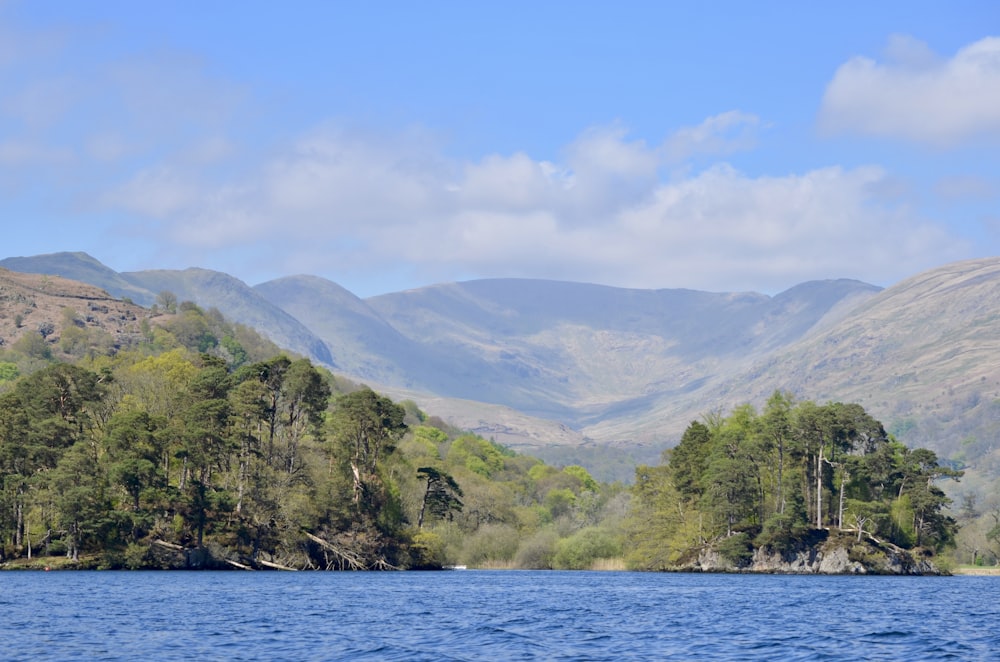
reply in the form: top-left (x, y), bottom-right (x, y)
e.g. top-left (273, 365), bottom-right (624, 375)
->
top-left (0, 297), bottom-right (627, 570)
top-left (625, 393), bottom-right (962, 570)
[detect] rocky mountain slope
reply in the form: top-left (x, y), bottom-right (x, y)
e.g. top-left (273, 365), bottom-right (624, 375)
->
top-left (0, 267), bottom-right (149, 356)
top-left (373, 278), bottom-right (878, 416)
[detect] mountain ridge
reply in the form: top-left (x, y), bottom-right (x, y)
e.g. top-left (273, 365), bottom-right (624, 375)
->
top-left (5, 251), bottom-right (999, 490)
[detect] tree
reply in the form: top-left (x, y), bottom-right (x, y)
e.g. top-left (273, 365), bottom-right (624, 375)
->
top-left (896, 447), bottom-right (962, 549)
top-left (625, 464), bottom-right (693, 570)
top-left (416, 467), bottom-right (463, 528)
top-left (562, 465), bottom-right (599, 493)
top-left (276, 359), bottom-right (331, 474)
top-left (667, 421), bottom-right (711, 500)
top-left (331, 388), bottom-right (406, 508)
top-left (48, 441), bottom-right (114, 560)
top-left (104, 410), bottom-right (168, 540)
top-left (762, 391), bottom-right (794, 515)
top-left (552, 526), bottom-right (621, 569)
top-left (156, 291), bottom-right (178, 314)
top-left (6, 364), bottom-right (104, 472)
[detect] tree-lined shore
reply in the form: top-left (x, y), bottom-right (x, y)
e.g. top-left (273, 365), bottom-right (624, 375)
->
top-left (0, 288), bottom-right (962, 573)
top-left (0, 297), bottom-right (627, 570)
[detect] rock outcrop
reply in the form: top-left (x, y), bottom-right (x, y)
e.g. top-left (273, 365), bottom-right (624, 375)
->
top-left (682, 530), bottom-right (943, 575)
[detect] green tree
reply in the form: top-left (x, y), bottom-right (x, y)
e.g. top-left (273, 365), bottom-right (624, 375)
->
top-left (0, 362), bottom-right (19, 382)
top-left (895, 447), bottom-right (962, 549)
top-left (104, 410), bottom-right (168, 540)
top-left (416, 467), bottom-right (463, 528)
top-left (562, 465), bottom-right (599, 493)
top-left (626, 397), bottom-right (961, 568)
top-left (552, 526), bottom-right (621, 569)
top-left (669, 421), bottom-right (712, 499)
top-left (48, 441), bottom-right (113, 560)
top-left (330, 388), bottom-right (406, 509)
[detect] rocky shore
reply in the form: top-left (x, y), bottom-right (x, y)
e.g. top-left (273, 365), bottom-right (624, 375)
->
top-left (676, 530), bottom-right (944, 575)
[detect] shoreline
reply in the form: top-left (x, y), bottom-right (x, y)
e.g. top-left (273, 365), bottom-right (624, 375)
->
top-left (950, 566), bottom-right (1000, 576)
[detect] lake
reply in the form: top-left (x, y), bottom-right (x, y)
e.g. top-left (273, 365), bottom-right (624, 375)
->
top-left (2, 570), bottom-right (998, 660)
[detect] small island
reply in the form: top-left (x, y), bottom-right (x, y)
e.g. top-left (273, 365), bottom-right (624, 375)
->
top-left (624, 393), bottom-right (960, 574)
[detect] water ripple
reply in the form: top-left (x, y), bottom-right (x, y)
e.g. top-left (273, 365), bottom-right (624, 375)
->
top-left (2, 571), bottom-right (999, 660)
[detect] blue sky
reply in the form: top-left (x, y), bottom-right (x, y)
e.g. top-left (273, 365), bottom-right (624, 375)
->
top-left (1, 1), bottom-right (998, 297)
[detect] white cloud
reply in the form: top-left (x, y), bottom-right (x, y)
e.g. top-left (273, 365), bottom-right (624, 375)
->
top-left (104, 167), bottom-right (201, 218)
top-left (820, 36), bottom-right (1000, 146)
top-left (663, 111), bottom-right (762, 162)
top-left (261, 126), bottom-right (450, 230)
top-left (457, 153), bottom-right (567, 211)
top-left (0, 8), bottom-right (981, 297)
top-left (104, 121), bottom-right (965, 294)
top-left (882, 34), bottom-right (940, 69)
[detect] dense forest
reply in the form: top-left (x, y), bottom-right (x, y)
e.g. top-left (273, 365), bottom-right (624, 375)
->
top-left (0, 295), bottom-right (626, 570)
top-left (0, 284), bottom-right (968, 572)
top-left (625, 393), bottom-right (962, 570)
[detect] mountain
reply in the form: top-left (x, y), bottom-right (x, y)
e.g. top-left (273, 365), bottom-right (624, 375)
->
top-left (0, 252), bottom-right (154, 305)
top-left (705, 257), bottom-right (1000, 475)
top-left (7, 250), bottom-right (1000, 488)
top-left (254, 275), bottom-right (880, 433)
top-left (254, 275), bottom-right (422, 384)
top-left (120, 268), bottom-right (335, 366)
top-left (0, 253), bottom-right (333, 366)
top-left (360, 278), bottom-right (881, 424)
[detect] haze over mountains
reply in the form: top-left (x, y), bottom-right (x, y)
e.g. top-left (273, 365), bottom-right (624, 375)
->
top-left (3, 251), bottom-right (999, 489)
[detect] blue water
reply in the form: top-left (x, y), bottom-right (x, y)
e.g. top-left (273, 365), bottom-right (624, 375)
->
top-left (1, 570), bottom-right (998, 660)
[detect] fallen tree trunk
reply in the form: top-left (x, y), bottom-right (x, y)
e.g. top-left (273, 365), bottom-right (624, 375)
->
top-left (303, 531), bottom-right (368, 570)
top-left (257, 558), bottom-right (297, 571)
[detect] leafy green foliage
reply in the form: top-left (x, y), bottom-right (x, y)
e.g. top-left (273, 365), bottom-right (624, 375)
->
top-left (0, 317), bottom-right (628, 570)
top-left (416, 467), bottom-right (463, 528)
top-left (625, 393), bottom-right (962, 570)
top-left (0, 363), bottom-right (18, 382)
top-left (552, 526), bottom-right (621, 569)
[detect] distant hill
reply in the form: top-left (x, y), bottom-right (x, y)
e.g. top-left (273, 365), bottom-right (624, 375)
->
top-left (121, 268), bottom-right (334, 365)
top-left (709, 258), bottom-right (1000, 483)
top-left (0, 252), bottom-right (154, 305)
top-left (0, 253), bottom-right (333, 366)
top-left (254, 275), bottom-right (419, 383)
top-left (360, 278), bottom-right (881, 423)
top-left (0, 267), bottom-right (149, 355)
top-left (7, 250), bottom-right (1000, 489)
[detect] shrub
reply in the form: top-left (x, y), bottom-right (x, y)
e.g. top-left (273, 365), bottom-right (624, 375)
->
top-left (460, 524), bottom-right (519, 566)
top-left (514, 530), bottom-right (559, 569)
top-left (409, 530), bottom-right (447, 569)
top-left (552, 527), bottom-right (621, 570)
